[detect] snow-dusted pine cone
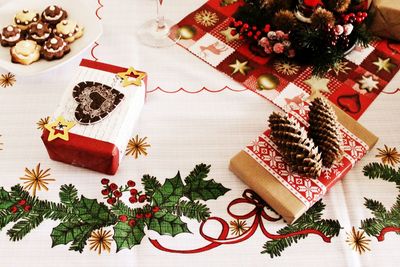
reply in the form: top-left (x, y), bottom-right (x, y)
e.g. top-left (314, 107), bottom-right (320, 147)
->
top-left (269, 112), bottom-right (322, 179)
top-left (309, 97), bottom-right (343, 167)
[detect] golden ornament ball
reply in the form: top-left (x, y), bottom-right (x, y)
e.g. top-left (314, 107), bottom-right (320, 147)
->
top-left (177, 25), bottom-right (196, 40)
top-left (257, 74), bottom-right (280, 90)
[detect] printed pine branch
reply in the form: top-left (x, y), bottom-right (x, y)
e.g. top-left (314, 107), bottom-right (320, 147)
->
top-left (59, 184), bottom-right (79, 207)
top-left (169, 200), bottom-right (211, 222)
top-left (142, 175), bottom-right (161, 197)
top-left (363, 163), bottom-right (400, 186)
top-left (184, 163), bottom-right (211, 184)
top-left (7, 212), bottom-right (44, 241)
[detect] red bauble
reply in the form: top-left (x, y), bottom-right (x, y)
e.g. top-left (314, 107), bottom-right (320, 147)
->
top-left (303, 0), bottom-right (321, 7)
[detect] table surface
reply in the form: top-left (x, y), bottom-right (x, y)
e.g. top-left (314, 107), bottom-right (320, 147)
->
top-left (1, 0), bottom-right (400, 266)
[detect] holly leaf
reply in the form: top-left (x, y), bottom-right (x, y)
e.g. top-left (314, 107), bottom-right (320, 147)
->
top-left (184, 179), bottom-right (230, 201)
top-left (50, 222), bottom-right (93, 252)
top-left (152, 172), bottom-right (184, 208)
top-left (59, 184), bottom-right (79, 208)
top-left (147, 210), bottom-right (191, 236)
top-left (0, 187), bottom-right (14, 210)
top-left (113, 221), bottom-right (145, 252)
top-left (75, 196), bottom-right (116, 225)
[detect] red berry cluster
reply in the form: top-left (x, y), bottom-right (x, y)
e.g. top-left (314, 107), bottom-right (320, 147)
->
top-left (9, 199), bottom-right (31, 214)
top-left (342, 12), bottom-right (368, 24)
top-left (229, 18), bottom-right (266, 42)
top-left (118, 206), bottom-right (161, 228)
top-left (101, 178), bottom-right (146, 205)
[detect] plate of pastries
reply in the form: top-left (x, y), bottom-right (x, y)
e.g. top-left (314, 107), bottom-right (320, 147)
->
top-left (0, 0), bottom-right (102, 75)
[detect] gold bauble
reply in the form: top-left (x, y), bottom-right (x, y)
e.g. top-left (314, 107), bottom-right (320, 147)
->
top-left (257, 74), bottom-right (280, 90)
top-left (177, 25), bottom-right (196, 40)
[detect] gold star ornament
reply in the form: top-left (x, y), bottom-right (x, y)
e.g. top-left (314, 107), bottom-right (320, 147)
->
top-left (229, 59), bottom-right (251, 75)
top-left (346, 227), bottom-right (371, 255)
top-left (304, 76), bottom-right (330, 99)
top-left (373, 57), bottom-right (396, 73)
top-left (220, 27), bottom-right (239, 42)
top-left (44, 116), bottom-right (75, 142)
top-left (117, 67), bottom-right (146, 87)
top-left (376, 145), bottom-right (400, 166)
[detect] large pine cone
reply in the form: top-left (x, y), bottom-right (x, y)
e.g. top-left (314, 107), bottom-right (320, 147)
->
top-left (269, 112), bottom-right (322, 179)
top-left (309, 97), bottom-right (343, 167)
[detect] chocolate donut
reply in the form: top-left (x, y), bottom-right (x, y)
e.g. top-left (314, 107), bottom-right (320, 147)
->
top-left (1, 25), bottom-right (24, 47)
top-left (41, 36), bottom-right (70, 60)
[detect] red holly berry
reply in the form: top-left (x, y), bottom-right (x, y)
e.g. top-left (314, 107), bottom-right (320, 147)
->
top-left (356, 17), bottom-right (363, 23)
top-left (119, 215), bottom-right (128, 222)
top-left (237, 21), bottom-right (243, 26)
top-left (101, 189), bottom-right (110, 195)
top-left (252, 26), bottom-right (257, 31)
top-left (130, 188), bottom-right (138, 195)
top-left (107, 197), bottom-right (117, 205)
top-left (101, 178), bottom-right (110, 185)
top-left (264, 24), bottom-right (271, 33)
top-left (145, 213), bottom-right (152, 219)
top-left (113, 190), bottom-right (122, 198)
top-left (243, 23), bottom-right (249, 29)
top-left (24, 205), bottom-right (31, 212)
top-left (128, 219), bottom-right (136, 227)
top-left (136, 213), bottom-right (144, 219)
top-left (10, 206), bottom-right (18, 213)
top-left (152, 206), bottom-right (160, 213)
top-left (109, 183), bottom-right (118, 191)
top-left (127, 180), bottom-right (136, 187)
top-left (230, 30), bottom-right (237, 36)
top-left (138, 194), bottom-right (147, 203)
top-left (129, 196), bottom-right (137, 203)
top-left (18, 199), bottom-right (26, 206)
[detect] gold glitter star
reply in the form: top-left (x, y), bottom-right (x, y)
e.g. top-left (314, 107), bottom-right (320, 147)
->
top-left (19, 163), bottom-right (55, 196)
top-left (346, 227), bottom-right (371, 255)
top-left (88, 228), bottom-right (113, 255)
top-left (126, 135), bottom-right (151, 159)
top-left (220, 27), bottom-right (239, 42)
top-left (358, 75), bottom-right (379, 92)
top-left (304, 76), bottom-right (330, 99)
top-left (194, 10), bottom-right (219, 27)
top-left (376, 145), bottom-right (400, 166)
top-left (274, 60), bottom-right (300, 76)
top-left (117, 67), bottom-right (146, 87)
top-left (37, 116), bottom-right (50, 130)
top-left (0, 72), bottom-right (16, 88)
top-left (373, 57), bottom-right (396, 73)
top-left (330, 60), bottom-right (351, 76)
top-left (229, 219), bottom-right (249, 236)
top-left (44, 116), bottom-right (76, 142)
top-left (229, 59), bottom-right (251, 75)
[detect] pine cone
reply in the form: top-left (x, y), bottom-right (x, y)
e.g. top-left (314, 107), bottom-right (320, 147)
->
top-left (269, 112), bottom-right (322, 178)
top-left (322, 0), bottom-right (351, 13)
top-left (309, 97), bottom-right (343, 167)
top-left (273, 10), bottom-right (297, 33)
top-left (310, 8), bottom-right (335, 29)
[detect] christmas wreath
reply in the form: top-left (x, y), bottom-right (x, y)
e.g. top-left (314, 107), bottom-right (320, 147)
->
top-left (230, 0), bottom-right (372, 75)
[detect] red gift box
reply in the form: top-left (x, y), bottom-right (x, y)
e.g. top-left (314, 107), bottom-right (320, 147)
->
top-left (41, 59), bottom-right (147, 175)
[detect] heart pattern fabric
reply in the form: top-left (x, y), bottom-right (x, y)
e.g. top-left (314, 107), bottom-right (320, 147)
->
top-left (73, 81), bottom-right (125, 125)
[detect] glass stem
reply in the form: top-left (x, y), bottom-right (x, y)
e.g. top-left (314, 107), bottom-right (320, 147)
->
top-left (156, 0), bottom-right (166, 30)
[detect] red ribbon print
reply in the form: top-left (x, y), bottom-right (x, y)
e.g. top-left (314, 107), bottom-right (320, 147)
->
top-left (150, 189), bottom-right (332, 253)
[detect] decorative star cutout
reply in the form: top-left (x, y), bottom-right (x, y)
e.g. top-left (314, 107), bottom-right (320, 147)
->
top-left (229, 59), bottom-right (251, 75)
top-left (358, 75), bottom-right (379, 92)
top-left (304, 76), bottom-right (330, 99)
top-left (44, 116), bottom-right (75, 142)
top-left (117, 67), bottom-right (146, 87)
top-left (373, 57), bottom-right (396, 73)
top-left (220, 27), bottom-right (239, 42)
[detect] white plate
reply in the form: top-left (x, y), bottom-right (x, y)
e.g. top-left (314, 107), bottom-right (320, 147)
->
top-left (0, 0), bottom-right (102, 76)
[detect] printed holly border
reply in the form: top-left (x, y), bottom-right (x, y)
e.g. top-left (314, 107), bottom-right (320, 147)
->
top-left (0, 164), bottom-right (229, 252)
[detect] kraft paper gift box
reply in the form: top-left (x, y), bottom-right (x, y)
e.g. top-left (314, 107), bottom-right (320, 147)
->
top-left (230, 100), bottom-right (378, 224)
top-left (41, 59), bottom-right (147, 175)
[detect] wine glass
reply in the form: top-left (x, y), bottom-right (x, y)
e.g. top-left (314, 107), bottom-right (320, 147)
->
top-left (137, 0), bottom-right (180, 48)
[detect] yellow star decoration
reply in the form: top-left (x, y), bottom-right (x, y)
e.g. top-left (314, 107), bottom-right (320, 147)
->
top-left (117, 67), bottom-right (146, 87)
top-left (194, 10), bottom-right (219, 27)
top-left (220, 27), bottom-right (239, 42)
top-left (37, 116), bottom-right (50, 130)
top-left (229, 59), bottom-right (251, 75)
top-left (304, 76), bottom-right (330, 99)
top-left (376, 145), bottom-right (400, 166)
top-left (126, 135), bottom-right (151, 158)
top-left (229, 219), bottom-right (249, 236)
top-left (44, 116), bottom-right (75, 142)
top-left (88, 228), bottom-right (113, 255)
top-left (19, 163), bottom-right (55, 196)
top-left (346, 227), bottom-right (371, 255)
top-left (373, 57), bottom-right (396, 73)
